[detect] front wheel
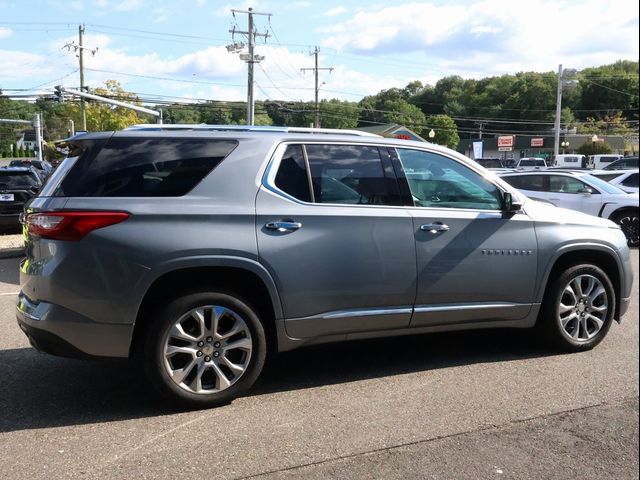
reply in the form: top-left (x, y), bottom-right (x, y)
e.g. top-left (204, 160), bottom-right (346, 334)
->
top-left (611, 210), bottom-right (639, 247)
top-left (538, 264), bottom-right (615, 352)
top-left (143, 291), bottom-right (267, 408)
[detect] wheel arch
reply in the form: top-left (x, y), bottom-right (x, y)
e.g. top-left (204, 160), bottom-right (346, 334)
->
top-left (537, 245), bottom-right (623, 322)
top-left (607, 206), bottom-right (639, 220)
top-left (129, 257), bottom-right (284, 358)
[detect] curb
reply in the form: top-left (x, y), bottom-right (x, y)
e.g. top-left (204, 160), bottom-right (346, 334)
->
top-left (0, 248), bottom-right (24, 259)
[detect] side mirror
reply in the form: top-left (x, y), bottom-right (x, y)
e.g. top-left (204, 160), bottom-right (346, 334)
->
top-left (580, 187), bottom-right (593, 195)
top-left (503, 192), bottom-right (523, 212)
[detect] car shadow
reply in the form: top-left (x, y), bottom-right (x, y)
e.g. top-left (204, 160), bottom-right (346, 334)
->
top-left (0, 329), bottom-right (556, 433)
top-left (0, 256), bottom-right (21, 286)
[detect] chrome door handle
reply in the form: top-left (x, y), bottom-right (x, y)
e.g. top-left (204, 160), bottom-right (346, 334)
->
top-left (265, 221), bottom-right (302, 232)
top-left (420, 223), bottom-right (450, 233)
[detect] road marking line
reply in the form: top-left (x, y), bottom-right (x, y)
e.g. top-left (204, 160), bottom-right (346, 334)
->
top-left (0, 292), bottom-right (19, 296)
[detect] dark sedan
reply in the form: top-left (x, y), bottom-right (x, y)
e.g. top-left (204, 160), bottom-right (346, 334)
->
top-left (0, 167), bottom-right (42, 231)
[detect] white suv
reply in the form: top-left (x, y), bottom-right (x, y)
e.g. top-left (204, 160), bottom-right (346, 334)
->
top-left (499, 170), bottom-right (639, 246)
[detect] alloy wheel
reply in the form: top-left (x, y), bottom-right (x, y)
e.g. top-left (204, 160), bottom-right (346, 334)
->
top-left (162, 305), bottom-right (253, 394)
top-left (557, 274), bottom-right (608, 343)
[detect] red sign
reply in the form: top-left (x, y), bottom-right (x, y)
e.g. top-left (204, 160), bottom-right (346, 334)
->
top-left (498, 135), bottom-right (514, 148)
top-left (394, 134), bottom-right (411, 140)
top-left (531, 138), bottom-right (544, 147)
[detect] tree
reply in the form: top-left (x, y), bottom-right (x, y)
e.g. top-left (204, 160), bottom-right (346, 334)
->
top-left (577, 141), bottom-right (613, 156)
top-left (318, 99), bottom-right (359, 129)
top-left (358, 88), bottom-right (427, 135)
top-left (61, 80), bottom-right (147, 131)
top-left (427, 115), bottom-right (460, 150)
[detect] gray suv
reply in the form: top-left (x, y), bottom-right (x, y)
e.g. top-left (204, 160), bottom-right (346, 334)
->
top-left (17, 126), bottom-right (634, 408)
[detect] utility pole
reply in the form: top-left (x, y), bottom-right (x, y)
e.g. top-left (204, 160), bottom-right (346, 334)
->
top-left (553, 64), bottom-right (563, 158)
top-left (301, 47), bottom-right (333, 128)
top-left (64, 25), bottom-right (98, 131)
top-left (474, 121), bottom-right (487, 139)
top-left (229, 8), bottom-right (271, 126)
top-left (79, 24), bottom-right (86, 131)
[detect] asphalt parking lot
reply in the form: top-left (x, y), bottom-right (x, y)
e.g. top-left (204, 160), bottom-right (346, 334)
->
top-left (0, 252), bottom-right (637, 480)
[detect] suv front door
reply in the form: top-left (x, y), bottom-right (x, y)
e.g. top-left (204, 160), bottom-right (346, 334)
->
top-left (394, 148), bottom-right (539, 327)
top-left (256, 143), bottom-right (417, 339)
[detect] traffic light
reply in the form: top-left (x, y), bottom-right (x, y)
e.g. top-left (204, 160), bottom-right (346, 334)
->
top-left (54, 85), bottom-right (64, 103)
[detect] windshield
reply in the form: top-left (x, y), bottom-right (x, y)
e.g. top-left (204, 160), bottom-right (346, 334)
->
top-left (582, 174), bottom-right (628, 194)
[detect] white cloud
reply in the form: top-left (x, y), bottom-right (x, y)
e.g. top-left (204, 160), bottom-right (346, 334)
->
top-left (0, 27), bottom-right (12, 39)
top-left (319, 0), bottom-right (639, 77)
top-left (325, 6), bottom-right (347, 16)
top-left (115, 0), bottom-right (145, 11)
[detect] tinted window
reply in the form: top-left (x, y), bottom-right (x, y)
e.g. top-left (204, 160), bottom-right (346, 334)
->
top-left (57, 137), bottom-right (237, 197)
top-left (397, 149), bottom-right (502, 210)
top-left (274, 145), bottom-right (311, 202)
top-left (503, 175), bottom-right (546, 192)
top-left (563, 157), bottom-right (579, 163)
top-left (0, 171), bottom-right (39, 189)
top-left (519, 159), bottom-right (546, 167)
top-left (622, 173), bottom-right (639, 188)
top-left (549, 176), bottom-right (590, 194)
top-left (306, 144), bottom-right (399, 205)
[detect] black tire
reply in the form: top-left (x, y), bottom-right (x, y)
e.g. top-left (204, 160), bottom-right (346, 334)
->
top-left (143, 290), bottom-right (267, 409)
top-left (611, 210), bottom-right (639, 248)
top-left (538, 264), bottom-right (615, 352)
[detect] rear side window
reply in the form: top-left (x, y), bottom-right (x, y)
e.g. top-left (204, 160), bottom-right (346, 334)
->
top-left (305, 144), bottom-right (400, 205)
top-left (274, 145), bottom-right (311, 202)
top-left (503, 175), bottom-right (546, 192)
top-left (56, 137), bottom-right (237, 197)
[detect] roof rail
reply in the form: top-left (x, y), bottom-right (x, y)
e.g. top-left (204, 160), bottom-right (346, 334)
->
top-left (123, 124), bottom-right (380, 137)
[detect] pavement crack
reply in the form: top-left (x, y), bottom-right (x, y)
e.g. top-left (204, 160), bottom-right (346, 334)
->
top-left (234, 397), bottom-right (636, 480)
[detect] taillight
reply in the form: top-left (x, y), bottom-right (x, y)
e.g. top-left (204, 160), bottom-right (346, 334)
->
top-left (25, 211), bottom-right (130, 241)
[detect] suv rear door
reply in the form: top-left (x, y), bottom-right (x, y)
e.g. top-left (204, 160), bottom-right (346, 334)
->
top-left (393, 147), bottom-right (538, 327)
top-left (256, 142), bottom-right (416, 339)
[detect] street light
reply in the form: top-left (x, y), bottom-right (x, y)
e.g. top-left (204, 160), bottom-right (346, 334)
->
top-left (561, 140), bottom-right (570, 154)
top-left (428, 129), bottom-right (435, 140)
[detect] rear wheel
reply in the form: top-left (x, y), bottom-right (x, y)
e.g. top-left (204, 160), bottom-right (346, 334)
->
top-left (143, 291), bottom-right (266, 408)
top-left (538, 264), bottom-right (615, 352)
top-left (611, 209), bottom-right (639, 247)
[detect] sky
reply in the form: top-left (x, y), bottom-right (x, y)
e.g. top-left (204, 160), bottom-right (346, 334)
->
top-left (0, 0), bottom-right (638, 106)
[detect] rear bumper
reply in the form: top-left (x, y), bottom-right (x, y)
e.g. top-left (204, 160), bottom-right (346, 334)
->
top-left (16, 293), bottom-right (133, 359)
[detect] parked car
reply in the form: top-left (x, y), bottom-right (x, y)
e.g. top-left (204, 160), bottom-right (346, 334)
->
top-left (498, 170), bottom-right (639, 246)
top-left (588, 154), bottom-right (623, 170)
top-left (8, 159), bottom-right (54, 179)
top-left (603, 156), bottom-right (639, 171)
top-left (0, 166), bottom-right (43, 230)
top-left (591, 170), bottom-right (639, 194)
top-left (17, 126), bottom-right (634, 408)
top-left (554, 154), bottom-right (587, 169)
top-left (516, 157), bottom-right (547, 170)
top-left (475, 158), bottom-right (504, 168)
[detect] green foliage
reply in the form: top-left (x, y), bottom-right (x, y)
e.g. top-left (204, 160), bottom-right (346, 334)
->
top-left (427, 115), bottom-right (460, 150)
top-left (358, 88), bottom-right (428, 134)
top-left (577, 141), bottom-right (613, 155)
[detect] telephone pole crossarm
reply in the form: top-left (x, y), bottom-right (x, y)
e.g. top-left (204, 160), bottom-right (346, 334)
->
top-left (301, 47), bottom-right (333, 128)
top-left (228, 7), bottom-right (272, 126)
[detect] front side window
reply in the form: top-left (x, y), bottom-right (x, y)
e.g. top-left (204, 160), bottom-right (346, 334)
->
top-left (549, 175), bottom-right (591, 194)
top-left (396, 148), bottom-right (502, 210)
top-left (622, 173), bottom-right (639, 188)
top-left (305, 144), bottom-right (400, 206)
